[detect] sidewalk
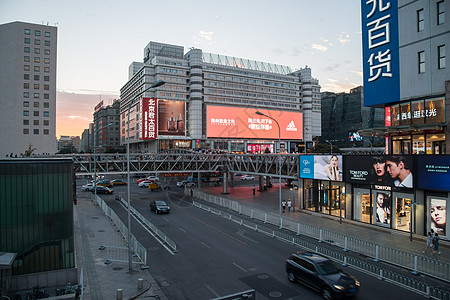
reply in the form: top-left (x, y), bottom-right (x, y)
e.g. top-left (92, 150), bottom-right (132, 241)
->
top-left (74, 192), bottom-right (167, 300)
top-left (200, 183), bottom-right (450, 262)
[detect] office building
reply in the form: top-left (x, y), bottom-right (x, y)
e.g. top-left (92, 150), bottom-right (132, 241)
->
top-left (120, 42), bottom-right (321, 154)
top-left (92, 100), bottom-right (122, 152)
top-left (0, 21), bottom-right (58, 156)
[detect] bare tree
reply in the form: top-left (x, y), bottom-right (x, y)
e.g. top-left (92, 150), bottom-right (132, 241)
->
top-left (24, 144), bottom-right (37, 157)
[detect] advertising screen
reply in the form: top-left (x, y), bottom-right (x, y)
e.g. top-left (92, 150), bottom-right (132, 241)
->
top-left (299, 155), bottom-right (343, 181)
top-left (141, 97), bottom-right (157, 140)
top-left (349, 132), bottom-right (362, 142)
top-left (417, 155), bottom-right (450, 191)
top-left (344, 155), bottom-right (414, 188)
top-left (207, 105), bottom-right (303, 140)
top-left (430, 198), bottom-right (447, 237)
top-left (158, 100), bottom-right (186, 136)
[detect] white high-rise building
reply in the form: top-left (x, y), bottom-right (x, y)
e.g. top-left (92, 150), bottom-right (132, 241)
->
top-left (0, 21), bottom-right (58, 156)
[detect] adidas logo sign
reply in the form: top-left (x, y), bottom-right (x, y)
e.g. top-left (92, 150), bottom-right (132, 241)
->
top-left (286, 121), bottom-right (297, 131)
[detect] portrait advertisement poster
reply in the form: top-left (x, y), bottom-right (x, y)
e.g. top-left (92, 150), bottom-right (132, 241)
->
top-left (158, 100), bottom-right (186, 136)
top-left (430, 197), bottom-right (447, 237)
top-left (299, 156), bottom-right (315, 179)
top-left (344, 155), bottom-right (414, 188)
top-left (417, 155), bottom-right (450, 191)
top-left (374, 190), bottom-right (391, 226)
top-left (313, 155), bottom-right (343, 181)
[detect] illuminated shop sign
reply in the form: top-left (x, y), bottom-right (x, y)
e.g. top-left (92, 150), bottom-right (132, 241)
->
top-left (206, 105), bottom-right (303, 140)
top-left (247, 144), bottom-right (274, 153)
top-left (417, 155), bottom-right (450, 191)
top-left (344, 155), bottom-right (414, 188)
top-left (299, 155), bottom-right (343, 182)
top-left (141, 97), bottom-right (157, 140)
top-left (158, 100), bottom-right (186, 136)
top-left (361, 0), bottom-right (400, 106)
top-left (390, 98), bottom-right (444, 126)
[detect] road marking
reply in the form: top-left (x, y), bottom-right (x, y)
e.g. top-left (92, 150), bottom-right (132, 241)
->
top-left (178, 227), bottom-right (187, 233)
top-left (233, 262), bottom-right (248, 272)
top-left (162, 216), bottom-right (170, 222)
top-left (236, 229), bottom-right (259, 244)
top-left (201, 241), bottom-right (211, 249)
top-left (204, 283), bottom-right (220, 298)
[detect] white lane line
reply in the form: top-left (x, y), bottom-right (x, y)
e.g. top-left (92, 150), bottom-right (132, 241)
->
top-left (232, 262), bottom-right (248, 273)
top-left (162, 216), bottom-right (170, 222)
top-left (178, 227), bottom-right (187, 233)
top-left (236, 229), bottom-right (259, 244)
top-left (204, 283), bottom-right (220, 298)
top-left (201, 241), bottom-right (211, 249)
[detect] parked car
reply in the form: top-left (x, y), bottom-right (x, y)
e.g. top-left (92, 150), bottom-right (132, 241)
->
top-left (185, 181), bottom-right (196, 187)
top-left (241, 175), bottom-right (255, 180)
top-left (96, 180), bottom-right (112, 187)
top-left (150, 200), bottom-right (170, 214)
top-left (176, 180), bottom-right (188, 187)
top-left (138, 180), bottom-right (155, 188)
top-left (81, 183), bottom-right (95, 191)
top-left (286, 252), bottom-right (360, 300)
top-left (110, 179), bottom-right (127, 186)
top-left (136, 178), bottom-right (155, 184)
top-left (90, 186), bottom-right (114, 195)
top-left (148, 182), bottom-right (162, 191)
top-left (147, 176), bottom-right (159, 181)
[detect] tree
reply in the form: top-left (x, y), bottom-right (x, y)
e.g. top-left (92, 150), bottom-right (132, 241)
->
top-left (24, 144), bottom-right (37, 157)
top-left (309, 143), bottom-right (340, 154)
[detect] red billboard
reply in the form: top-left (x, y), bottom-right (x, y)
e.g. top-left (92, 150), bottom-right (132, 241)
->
top-left (207, 105), bottom-right (303, 140)
top-left (141, 97), bottom-right (157, 140)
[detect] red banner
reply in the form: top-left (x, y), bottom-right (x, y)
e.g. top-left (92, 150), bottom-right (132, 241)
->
top-left (141, 98), bottom-right (157, 140)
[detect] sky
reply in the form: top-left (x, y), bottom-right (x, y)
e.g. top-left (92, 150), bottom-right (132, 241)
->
top-left (1, 0), bottom-right (363, 138)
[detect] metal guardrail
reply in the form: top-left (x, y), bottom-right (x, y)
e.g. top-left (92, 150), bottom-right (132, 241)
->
top-left (192, 200), bottom-right (450, 300)
top-left (190, 190), bottom-right (450, 283)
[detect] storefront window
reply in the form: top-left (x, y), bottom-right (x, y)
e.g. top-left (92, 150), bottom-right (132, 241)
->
top-left (354, 188), bottom-right (371, 224)
top-left (412, 135), bottom-right (425, 154)
top-left (319, 181), bottom-right (330, 214)
top-left (426, 133), bottom-right (445, 154)
top-left (304, 179), bottom-right (316, 212)
top-left (392, 136), bottom-right (411, 155)
top-left (393, 193), bottom-right (412, 232)
top-left (330, 183), bottom-right (345, 218)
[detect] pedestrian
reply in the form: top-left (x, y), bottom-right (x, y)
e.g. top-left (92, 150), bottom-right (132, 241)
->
top-left (423, 231), bottom-right (433, 254)
top-left (287, 199), bottom-right (292, 212)
top-left (432, 233), bottom-right (441, 255)
top-left (282, 200), bottom-right (286, 213)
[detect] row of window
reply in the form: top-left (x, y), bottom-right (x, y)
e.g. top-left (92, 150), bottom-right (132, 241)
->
top-left (23, 111), bottom-right (50, 117)
top-left (23, 92), bottom-right (50, 99)
top-left (24, 56), bottom-right (51, 64)
top-left (23, 102), bottom-right (50, 108)
top-left (417, 1), bottom-right (445, 32)
top-left (24, 29), bottom-right (51, 37)
top-left (24, 65), bottom-right (50, 72)
top-left (205, 81), bottom-right (299, 96)
top-left (418, 45), bottom-right (446, 73)
top-left (24, 74), bottom-right (50, 81)
top-left (23, 83), bottom-right (50, 90)
top-left (24, 47), bottom-right (50, 55)
top-left (23, 120), bottom-right (50, 126)
top-left (24, 38), bottom-right (51, 46)
top-left (23, 129), bottom-right (50, 135)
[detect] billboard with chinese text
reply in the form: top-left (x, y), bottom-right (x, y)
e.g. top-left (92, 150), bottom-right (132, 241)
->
top-left (417, 155), bottom-right (450, 191)
top-left (206, 105), bottom-right (303, 140)
top-left (361, 0), bottom-right (400, 106)
top-left (141, 97), bottom-right (157, 140)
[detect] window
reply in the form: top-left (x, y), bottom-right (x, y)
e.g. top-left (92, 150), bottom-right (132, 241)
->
top-left (24, 65), bottom-right (30, 71)
top-left (45, 32), bottom-right (51, 37)
top-left (438, 45), bottom-right (446, 69)
top-left (44, 49), bottom-right (50, 55)
top-left (35, 30), bottom-right (41, 36)
top-left (24, 47), bottom-right (30, 53)
top-left (34, 66), bottom-right (40, 72)
top-left (23, 101), bottom-right (29, 107)
top-left (24, 56), bottom-right (30, 62)
top-left (417, 9), bottom-right (424, 32)
top-left (44, 94), bottom-right (49, 99)
top-left (34, 48), bottom-right (40, 54)
top-left (34, 39), bottom-right (40, 45)
top-left (44, 58), bottom-right (50, 64)
top-left (23, 120), bottom-right (29, 125)
top-left (44, 40), bottom-right (50, 46)
top-left (44, 129), bottom-right (49, 135)
top-left (44, 76), bottom-right (49, 81)
top-left (24, 83), bottom-right (29, 89)
top-left (34, 75), bottom-right (40, 80)
top-left (33, 120), bottom-right (39, 125)
top-left (34, 84), bottom-right (39, 89)
top-left (23, 111), bottom-right (29, 116)
top-left (437, 1), bottom-right (445, 25)
top-left (44, 67), bottom-right (50, 73)
top-left (418, 51), bottom-right (425, 73)
top-left (43, 111), bottom-right (49, 117)
top-left (23, 92), bottom-right (29, 98)
top-left (33, 111), bottom-right (39, 117)
top-left (34, 102), bottom-right (39, 107)
top-left (24, 29), bottom-right (30, 35)
top-left (44, 85), bottom-right (49, 90)
top-left (33, 93), bottom-right (39, 99)
top-left (33, 129), bottom-right (39, 135)
top-left (24, 38), bottom-right (30, 44)
top-left (43, 102), bottom-right (49, 108)
top-left (23, 129), bottom-right (29, 134)
top-left (44, 120), bottom-right (49, 126)
top-left (34, 57), bottom-right (40, 63)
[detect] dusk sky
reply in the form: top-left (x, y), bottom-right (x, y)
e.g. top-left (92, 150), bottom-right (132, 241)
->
top-left (1, 0), bottom-right (363, 138)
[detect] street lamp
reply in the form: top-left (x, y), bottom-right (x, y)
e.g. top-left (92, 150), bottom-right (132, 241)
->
top-left (126, 80), bottom-right (165, 271)
top-left (255, 111), bottom-right (282, 229)
top-left (93, 122), bottom-right (114, 206)
top-left (325, 140), bottom-right (333, 154)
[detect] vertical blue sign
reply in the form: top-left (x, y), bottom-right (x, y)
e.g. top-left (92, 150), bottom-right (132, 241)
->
top-left (361, 0), bottom-right (400, 106)
top-left (300, 156), bottom-right (315, 179)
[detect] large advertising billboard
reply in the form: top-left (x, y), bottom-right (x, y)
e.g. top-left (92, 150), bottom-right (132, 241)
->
top-left (207, 105), bottom-right (303, 140)
top-left (361, 0), bottom-right (400, 106)
top-left (158, 100), bottom-right (186, 136)
top-left (344, 155), bottom-right (414, 188)
top-left (299, 155), bottom-right (343, 181)
top-left (417, 155), bottom-right (450, 191)
top-left (430, 197), bottom-right (447, 237)
top-left (141, 97), bottom-right (157, 140)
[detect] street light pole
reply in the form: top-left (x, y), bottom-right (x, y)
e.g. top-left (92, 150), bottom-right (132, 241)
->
top-left (326, 139), bottom-right (332, 154)
top-left (93, 122), bottom-right (114, 206)
top-left (126, 80), bottom-right (165, 271)
top-left (256, 111), bottom-right (282, 228)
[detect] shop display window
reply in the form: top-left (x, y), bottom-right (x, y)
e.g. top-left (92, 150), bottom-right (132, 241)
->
top-left (393, 194), bottom-right (412, 232)
top-left (354, 188), bottom-right (371, 224)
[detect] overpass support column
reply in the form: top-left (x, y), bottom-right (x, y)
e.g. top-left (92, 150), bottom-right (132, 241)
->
top-left (222, 172), bottom-right (229, 194)
top-left (258, 175), bottom-right (264, 192)
top-left (198, 172), bottom-right (201, 188)
top-left (230, 172), bottom-right (235, 187)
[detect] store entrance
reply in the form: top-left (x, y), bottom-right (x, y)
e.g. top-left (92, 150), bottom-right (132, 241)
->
top-left (393, 193), bottom-right (412, 232)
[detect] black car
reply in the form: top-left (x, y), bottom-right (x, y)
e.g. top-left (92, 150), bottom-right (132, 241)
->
top-left (90, 186), bottom-right (113, 194)
top-left (285, 252), bottom-right (360, 300)
top-left (150, 200), bottom-right (170, 214)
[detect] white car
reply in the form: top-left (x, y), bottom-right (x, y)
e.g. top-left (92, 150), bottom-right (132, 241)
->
top-left (81, 183), bottom-right (95, 191)
top-left (241, 175), bottom-right (255, 180)
top-left (177, 180), bottom-right (188, 187)
top-left (147, 176), bottom-right (159, 181)
top-left (138, 180), bottom-right (155, 187)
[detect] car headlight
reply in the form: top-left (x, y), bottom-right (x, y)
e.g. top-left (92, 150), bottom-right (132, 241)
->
top-left (355, 280), bottom-right (360, 287)
top-left (333, 284), bottom-right (344, 291)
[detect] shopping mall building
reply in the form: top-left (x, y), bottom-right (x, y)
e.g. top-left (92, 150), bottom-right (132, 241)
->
top-left (119, 42), bottom-right (321, 154)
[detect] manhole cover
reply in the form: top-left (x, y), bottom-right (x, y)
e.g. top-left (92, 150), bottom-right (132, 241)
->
top-left (257, 274), bottom-right (269, 279)
top-left (269, 291), bottom-right (282, 297)
top-left (92, 217), bottom-right (99, 219)
top-left (98, 230), bottom-right (105, 232)
top-left (112, 267), bottom-right (123, 271)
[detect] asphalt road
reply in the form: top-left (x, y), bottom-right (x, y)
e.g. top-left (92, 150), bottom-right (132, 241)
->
top-left (76, 176), bottom-right (429, 300)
